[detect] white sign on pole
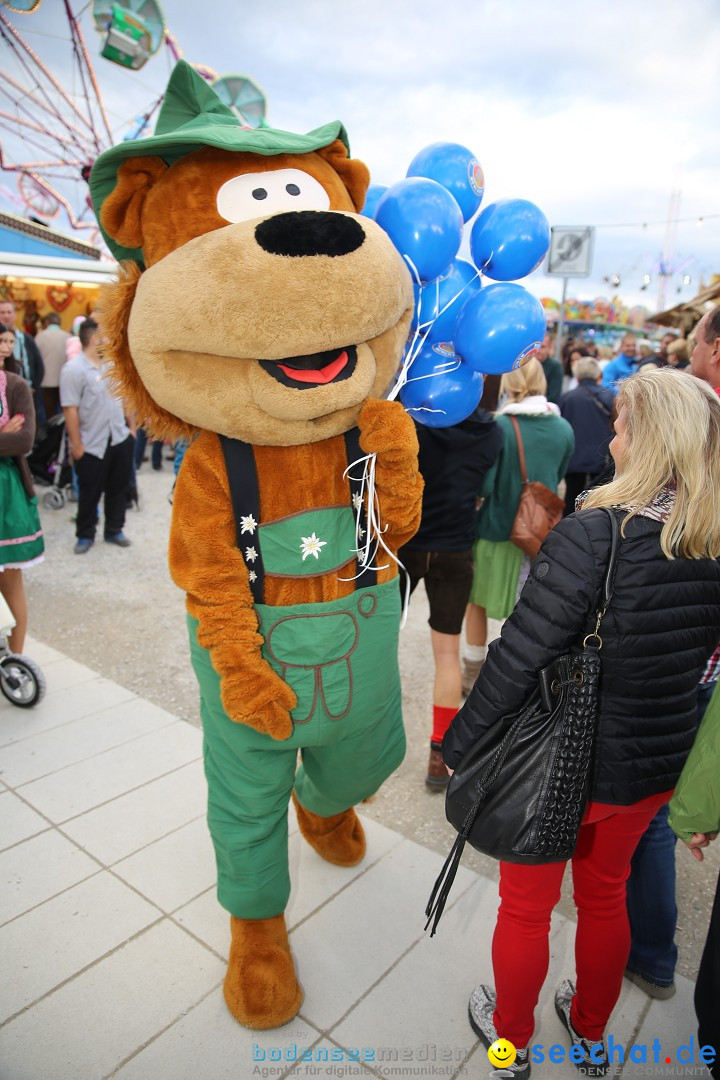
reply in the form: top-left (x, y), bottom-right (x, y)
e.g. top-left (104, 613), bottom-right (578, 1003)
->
top-left (547, 226), bottom-right (595, 278)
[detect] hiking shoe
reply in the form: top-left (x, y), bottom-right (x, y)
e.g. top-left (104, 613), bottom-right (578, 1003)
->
top-left (554, 979), bottom-right (609, 1076)
top-left (468, 984), bottom-right (531, 1077)
top-left (104, 532), bottom-right (131, 548)
top-left (624, 968), bottom-right (676, 1000)
top-left (426, 743), bottom-right (450, 791)
top-left (74, 538), bottom-right (94, 554)
top-left (462, 656), bottom-right (484, 696)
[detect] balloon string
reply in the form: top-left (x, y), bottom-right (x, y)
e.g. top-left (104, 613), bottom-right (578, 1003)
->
top-left (405, 406), bottom-right (449, 416)
top-left (403, 358), bottom-right (462, 385)
top-left (387, 261), bottom-right (480, 404)
top-left (341, 451), bottom-right (411, 629)
top-left (387, 256), bottom-right (430, 403)
top-left (433, 270), bottom-right (480, 323)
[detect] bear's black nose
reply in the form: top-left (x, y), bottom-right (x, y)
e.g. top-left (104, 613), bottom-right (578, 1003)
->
top-left (255, 211), bottom-right (365, 258)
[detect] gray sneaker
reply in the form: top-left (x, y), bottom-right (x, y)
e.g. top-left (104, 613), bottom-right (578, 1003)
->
top-left (554, 979), bottom-right (609, 1077)
top-left (468, 984), bottom-right (531, 1078)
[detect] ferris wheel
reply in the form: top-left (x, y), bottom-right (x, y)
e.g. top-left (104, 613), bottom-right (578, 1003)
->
top-left (0, 0), bottom-right (267, 246)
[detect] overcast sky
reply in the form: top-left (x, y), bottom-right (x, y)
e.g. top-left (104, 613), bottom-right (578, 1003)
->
top-left (2, 0), bottom-right (719, 314)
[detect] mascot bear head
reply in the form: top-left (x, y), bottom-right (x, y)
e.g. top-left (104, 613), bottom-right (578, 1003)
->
top-left (90, 61), bottom-right (413, 447)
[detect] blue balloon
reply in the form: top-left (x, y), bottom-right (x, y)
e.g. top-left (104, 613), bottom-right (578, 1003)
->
top-left (399, 342), bottom-right (484, 427)
top-left (407, 142), bottom-right (484, 223)
top-left (416, 259), bottom-right (482, 344)
top-left (470, 198), bottom-right (550, 281)
top-left (375, 177), bottom-right (463, 285)
top-left (360, 184), bottom-right (388, 220)
top-left (454, 282), bottom-right (546, 375)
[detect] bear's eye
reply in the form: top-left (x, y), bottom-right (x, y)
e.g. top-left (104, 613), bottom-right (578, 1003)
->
top-left (217, 168), bottom-right (331, 224)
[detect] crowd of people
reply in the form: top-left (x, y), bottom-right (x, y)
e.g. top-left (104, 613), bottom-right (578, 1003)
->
top-left (1, 294), bottom-right (720, 1077)
top-left (399, 309), bottom-right (720, 1078)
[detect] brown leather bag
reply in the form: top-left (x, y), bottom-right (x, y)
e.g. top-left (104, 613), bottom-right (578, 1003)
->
top-left (508, 415), bottom-right (564, 559)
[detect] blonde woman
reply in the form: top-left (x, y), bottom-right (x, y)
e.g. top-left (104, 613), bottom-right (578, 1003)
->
top-left (462, 359), bottom-right (574, 692)
top-left (444, 368), bottom-right (720, 1077)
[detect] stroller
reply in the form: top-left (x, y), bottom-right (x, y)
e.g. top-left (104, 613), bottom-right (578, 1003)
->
top-left (27, 413), bottom-right (76, 510)
top-left (0, 592), bottom-right (45, 708)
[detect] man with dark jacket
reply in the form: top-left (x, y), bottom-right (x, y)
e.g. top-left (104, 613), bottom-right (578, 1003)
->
top-left (398, 408), bottom-right (503, 788)
top-left (538, 333), bottom-right (564, 405)
top-left (559, 357), bottom-right (615, 515)
top-left (0, 299), bottom-right (44, 394)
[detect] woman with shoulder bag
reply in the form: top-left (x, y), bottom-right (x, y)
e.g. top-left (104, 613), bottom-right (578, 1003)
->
top-left (462, 359), bottom-right (574, 694)
top-left (442, 368), bottom-right (720, 1078)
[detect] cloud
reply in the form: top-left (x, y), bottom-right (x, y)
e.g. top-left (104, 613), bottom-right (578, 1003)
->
top-left (1, 0), bottom-right (717, 311)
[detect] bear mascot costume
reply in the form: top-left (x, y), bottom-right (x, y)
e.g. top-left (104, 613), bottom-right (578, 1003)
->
top-left (89, 61), bottom-right (423, 1030)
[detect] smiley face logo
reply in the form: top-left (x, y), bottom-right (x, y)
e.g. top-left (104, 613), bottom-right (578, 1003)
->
top-left (488, 1039), bottom-right (517, 1068)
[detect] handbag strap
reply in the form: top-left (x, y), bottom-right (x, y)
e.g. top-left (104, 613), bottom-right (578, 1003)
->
top-left (583, 507), bottom-right (620, 648)
top-left (509, 415), bottom-right (529, 484)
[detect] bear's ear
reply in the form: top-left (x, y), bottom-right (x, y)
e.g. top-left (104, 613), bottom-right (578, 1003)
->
top-left (100, 156), bottom-right (168, 250)
top-left (315, 139), bottom-right (370, 213)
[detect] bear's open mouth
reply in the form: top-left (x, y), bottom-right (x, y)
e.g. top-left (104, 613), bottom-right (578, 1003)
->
top-left (259, 346), bottom-right (357, 389)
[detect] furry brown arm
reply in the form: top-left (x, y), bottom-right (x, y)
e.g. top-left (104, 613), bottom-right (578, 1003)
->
top-left (169, 430), bottom-right (296, 739)
top-left (358, 398), bottom-right (423, 552)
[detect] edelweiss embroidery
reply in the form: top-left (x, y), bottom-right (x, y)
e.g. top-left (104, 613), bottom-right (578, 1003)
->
top-left (300, 532), bottom-right (327, 561)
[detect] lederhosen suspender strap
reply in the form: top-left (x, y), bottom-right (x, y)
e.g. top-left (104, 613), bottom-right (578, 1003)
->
top-left (219, 430), bottom-right (376, 605)
top-left (220, 435), bottom-right (265, 605)
top-left (343, 427), bottom-right (376, 590)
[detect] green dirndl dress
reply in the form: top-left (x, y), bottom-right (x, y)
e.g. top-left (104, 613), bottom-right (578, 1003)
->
top-left (0, 456), bottom-right (44, 570)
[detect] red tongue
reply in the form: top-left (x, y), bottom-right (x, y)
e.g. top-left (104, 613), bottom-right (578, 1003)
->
top-left (277, 350), bottom-right (348, 384)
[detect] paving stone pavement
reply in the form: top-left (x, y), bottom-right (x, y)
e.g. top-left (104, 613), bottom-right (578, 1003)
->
top-left (0, 638), bottom-right (707, 1080)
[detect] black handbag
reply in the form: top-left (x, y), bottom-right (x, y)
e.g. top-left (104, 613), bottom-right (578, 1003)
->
top-left (425, 507), bottom-right (620, 936)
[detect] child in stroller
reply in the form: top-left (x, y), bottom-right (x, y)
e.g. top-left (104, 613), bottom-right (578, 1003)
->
top-left (27, 413), bottom-right (75, 509)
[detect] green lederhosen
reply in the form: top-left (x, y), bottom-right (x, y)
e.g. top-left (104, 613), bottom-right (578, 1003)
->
top-left (188, 431), bottom-right (405, 919)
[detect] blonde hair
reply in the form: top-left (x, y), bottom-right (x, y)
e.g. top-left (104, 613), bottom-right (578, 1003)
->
top-left (499, 358), bottom-right (547, 402)
top-left (582, 367), bottom-right (720, 558)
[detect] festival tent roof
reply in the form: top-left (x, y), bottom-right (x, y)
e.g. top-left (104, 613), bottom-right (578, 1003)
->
top-left (650, 278), bottom-right (720, 334)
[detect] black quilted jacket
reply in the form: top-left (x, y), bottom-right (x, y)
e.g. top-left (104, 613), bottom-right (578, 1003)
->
top-left (443, 507), bottom-right (720, 804)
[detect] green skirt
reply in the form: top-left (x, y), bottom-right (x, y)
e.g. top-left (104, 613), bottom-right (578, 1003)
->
top-left (469, 537), bottom-right (524, 620)
top-left (0, 457), bottom-right (44, 569)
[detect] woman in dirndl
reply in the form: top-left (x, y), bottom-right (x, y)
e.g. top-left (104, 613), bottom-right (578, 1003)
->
top-left (0, 322), bottom-right (44, 652)
top-left (462, 359), bottom-right (574, 693)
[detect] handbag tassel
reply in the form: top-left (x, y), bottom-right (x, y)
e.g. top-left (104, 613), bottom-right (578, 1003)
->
top-left (424, 801), bottom-right (481, 937)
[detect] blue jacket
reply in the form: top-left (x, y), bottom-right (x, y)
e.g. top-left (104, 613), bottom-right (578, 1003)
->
top-left (602, 352), bottom-right (638, 391)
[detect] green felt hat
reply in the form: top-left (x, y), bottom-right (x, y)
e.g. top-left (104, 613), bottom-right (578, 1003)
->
top-left (90, 60), bottom-right (350, 264)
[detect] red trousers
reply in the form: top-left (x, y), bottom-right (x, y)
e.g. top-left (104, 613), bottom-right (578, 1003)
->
top-left (492, 791), bottom-right (670, 1046)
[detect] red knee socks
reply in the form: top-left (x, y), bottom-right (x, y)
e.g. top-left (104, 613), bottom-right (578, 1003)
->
top-left (431, 705), bottom-right (458, 748)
